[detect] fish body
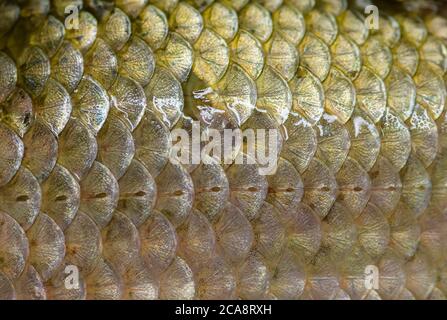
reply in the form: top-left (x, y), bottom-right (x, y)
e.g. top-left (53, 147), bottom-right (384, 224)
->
top-left (0, 0), bottom-right (446, 300)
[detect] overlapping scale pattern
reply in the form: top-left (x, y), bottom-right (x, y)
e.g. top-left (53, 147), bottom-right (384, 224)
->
top-left (0, 0), bottom-right (447, 300)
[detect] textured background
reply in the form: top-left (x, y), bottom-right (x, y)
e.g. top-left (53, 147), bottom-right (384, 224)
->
top-left (0, 0), bottom-right (446, 300)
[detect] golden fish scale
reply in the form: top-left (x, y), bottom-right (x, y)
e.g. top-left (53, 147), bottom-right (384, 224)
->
top-left (0, 0), bottom-right (446, 300)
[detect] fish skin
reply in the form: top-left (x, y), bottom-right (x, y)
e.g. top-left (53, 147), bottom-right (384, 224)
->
top-left (0, 0), bottom-right (446, 300)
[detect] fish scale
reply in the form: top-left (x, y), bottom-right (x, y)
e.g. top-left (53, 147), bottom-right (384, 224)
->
top-left (0, 0), bottom-right (446, 300)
